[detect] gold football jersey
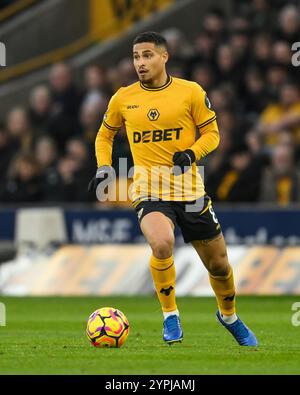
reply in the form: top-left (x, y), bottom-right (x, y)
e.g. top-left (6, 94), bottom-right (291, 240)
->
top-left (96, 76), bottom-right (219, 203)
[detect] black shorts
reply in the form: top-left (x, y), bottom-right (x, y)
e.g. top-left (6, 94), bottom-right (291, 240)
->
top-left (133, 195), bottom-right (222, 243)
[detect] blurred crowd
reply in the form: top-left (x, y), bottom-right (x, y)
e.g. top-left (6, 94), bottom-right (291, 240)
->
top-left (0, 0), bottom-right (300, 205)
top-left (0, 0), bottom-right (18, 9)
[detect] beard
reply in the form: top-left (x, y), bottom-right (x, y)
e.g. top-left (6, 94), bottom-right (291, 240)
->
top-left (138, 71), bottom-right (152, 84)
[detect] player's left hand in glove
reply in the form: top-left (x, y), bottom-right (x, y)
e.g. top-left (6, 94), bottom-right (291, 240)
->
top-left (88, 165), bottom-right (115, 192)
top-left (172, 149), bottom-right (196, 175)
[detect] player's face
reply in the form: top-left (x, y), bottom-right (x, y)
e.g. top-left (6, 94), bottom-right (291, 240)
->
top-left (133, 42), bottom-right (168, 83)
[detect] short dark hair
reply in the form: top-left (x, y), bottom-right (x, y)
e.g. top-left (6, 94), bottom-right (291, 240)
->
top-left (133, 31), bottom-right (167, 49)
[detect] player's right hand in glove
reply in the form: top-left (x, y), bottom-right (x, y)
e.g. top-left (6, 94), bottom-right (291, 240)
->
top-left (172, 149), bottom-right (196, 175)
top-left (88, 165), bottom-right (115, 192)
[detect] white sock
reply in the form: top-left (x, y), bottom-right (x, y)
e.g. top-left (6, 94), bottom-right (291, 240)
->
top-left (221, 312), bottom-right (238, 324)
top-left (163, 309), bottom-right (179, 319)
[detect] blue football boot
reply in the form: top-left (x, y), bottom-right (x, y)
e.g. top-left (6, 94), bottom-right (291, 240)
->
top-left (216, 311), bottom-right (258, 346)
top-left (163, 315), bottom-right (183, 344)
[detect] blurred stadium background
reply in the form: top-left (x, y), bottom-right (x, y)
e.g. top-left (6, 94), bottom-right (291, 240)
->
top-left (0, 0), bottom-right (300, 297)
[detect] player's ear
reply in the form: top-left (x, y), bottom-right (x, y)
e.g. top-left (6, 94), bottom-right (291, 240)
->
top-left (162, 50), bottom-right (169, 64)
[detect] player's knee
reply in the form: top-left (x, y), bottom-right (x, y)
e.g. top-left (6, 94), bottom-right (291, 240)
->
top-left (151, 237), bottom-right (174, 259)
top-left (207, 252), bottom-right (229, 276)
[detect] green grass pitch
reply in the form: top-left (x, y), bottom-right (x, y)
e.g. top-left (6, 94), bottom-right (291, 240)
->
top-left (0, 296), bottom-right (300, 375)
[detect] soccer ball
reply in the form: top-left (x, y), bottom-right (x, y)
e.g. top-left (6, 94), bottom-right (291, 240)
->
top-left (86, 307), bottom-right (129, 348)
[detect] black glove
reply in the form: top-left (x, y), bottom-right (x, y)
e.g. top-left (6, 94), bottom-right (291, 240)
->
top-left (88, 165), bottom-right (115, 192)
top-left (172, 149), bottom-right (196, 175)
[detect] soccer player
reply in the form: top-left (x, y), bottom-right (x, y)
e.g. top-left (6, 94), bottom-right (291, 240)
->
top-left (89, 32), bottom-right (258, 346)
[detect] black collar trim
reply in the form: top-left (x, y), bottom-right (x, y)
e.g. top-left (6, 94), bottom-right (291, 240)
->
top-left (140, 75), bottom-right (172, 91)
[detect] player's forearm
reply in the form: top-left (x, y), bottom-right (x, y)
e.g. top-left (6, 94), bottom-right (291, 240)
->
top-left (95, 127), bottom-right (116, 167)
top-left (190, 121), bottom-right (220, 161)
